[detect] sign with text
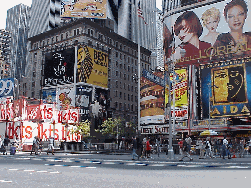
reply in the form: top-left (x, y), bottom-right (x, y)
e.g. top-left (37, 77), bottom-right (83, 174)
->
top-left (77, 45), bottom-right (108, 88)
top-left (61, 0), bottom-right (107, 19)
top-left (0, 78), bottom-right (14, 97)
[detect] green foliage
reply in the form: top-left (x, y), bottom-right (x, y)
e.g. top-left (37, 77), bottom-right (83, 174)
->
top-left (95, 117), bottom-right (124, 136)
top-left (70, 120), bottom-right (90, 137)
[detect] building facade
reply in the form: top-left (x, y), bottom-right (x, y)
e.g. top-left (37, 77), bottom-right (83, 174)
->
top-left (6, 4), bottom-right (30, 81)
top-left (25, 18), bottom-right (151, 129)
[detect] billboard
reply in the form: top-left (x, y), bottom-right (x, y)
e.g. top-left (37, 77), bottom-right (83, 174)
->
top-left (0, 78), bottom-right (14, 97)
top-left (163, 0), bottom-right (251, 67)
top-left (77, 45), bottom-right (108, 88)
top-left (44, 48), bottom-right (75, 86)
top-left (166, 68), bottom-right (188, 120)
top-left (42, 89), bottom-right (56, 104)
top-left (200, 59), bottom-right (251, 118)
top-left (56, 87), bottom-right (75, 110)
top-left (61, 0), bottom-right (107, 19)
top-left (76, 85), bottom-right (93, 121)
top-left (140, 70), bottom-right (165, 125)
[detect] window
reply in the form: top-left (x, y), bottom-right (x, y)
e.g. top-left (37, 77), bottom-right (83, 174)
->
top-left (123, 83), bottom-right (126, 89)
top-left (120, 64), bottom-right (122, 69)
top-left (135, 96), bottom-right (137, 102)
top-left (61, 33), bottom-right (64, 40)
top-left (51, 37), bottom-right (54, 43)
top-left (124, 93), bottom-right (126, 100)
top-left (128, 66), bottom-right (130, 72)
top-left (124, 74), bottom-right (126, 80)
top-left (119, 92), bottom-right (122, 99)
top-left (135, 87), bottom-right (137, 93)
top-left (90, 29), bottom-right (93, 36)
top-left (56, 35), bottom-right (58, 42)
top-left (115, 90), bottom-right (118, 97)
top-left (124, 64), bottom-right (126, 70)
top-left (131, 95), bottom-right (133, 102)
top-left (116, 81), bottom-right (118, 88)
top-left (73, 29), bottom-right (76, 36)
top-left (128, 94), bottom-right (130, 101)
top-left (120, 53), bottom-right (122, 60)
top-left (131, 86), bottom-right (133, 92)
top-left (66, 32), bottom-right (68, 38)
top-left (115, 102), bottom-right (118, 108)
top-left (77, 28), bottom-right (80, 35)
top-left (120, 72), bottom-right (122, 78)
top-left (128, 85), bottom-right (130, 91)
top-left (127, 75), bottom-right (130, 81)
top-left (116, 71), bottom-right (118, 77)
top-left (116, 52), bottom-right (118, 58)
top-left (116, 61), bottom-right (118, 67)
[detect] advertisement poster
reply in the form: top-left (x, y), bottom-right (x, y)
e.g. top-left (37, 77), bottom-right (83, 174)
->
top-left (61, 0), bottom-right (107, 19)
top-left (76, 85), bottom-right (93, 121)
top-left (140, 70), bottom-right (165, 125)
top-left (77, 45), bottom-right (108, 88)
top-left (166, 68), bottom-right (188, 120)
top-left (163, 0), bottom-right (251, 67)
top-left (44, 48), bottom-right (75, 86)
top-left (42, 89), bottom-right (56, 104)
top-left (0, 78), bottom-right (14, 97)
top-left (56, 87), bottom-right (75, 110)
top-left (200, 59), bottom-right (251, 118)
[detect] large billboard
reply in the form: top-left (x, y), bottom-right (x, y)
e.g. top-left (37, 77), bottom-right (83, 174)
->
top-left (77, 45), bottom-right (108, 88)
top-left (61, 0), bottom-right (107, 19)
top-left (163, 0), bottom-right (251, 67)
top-left (140, 70), bottom-right (165, 125)
top-left (200, 59), bottom-right (251, 118)
top-left (56, 86), bottom-right (76, 110)
top-left (44, 48), bottom-right (75, 86)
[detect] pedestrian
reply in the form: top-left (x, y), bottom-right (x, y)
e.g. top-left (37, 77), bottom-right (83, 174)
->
top-left (196, 138), bottom-right (201, 155)
top-left (146, 137), bottom-right (151, 158)
top-left (239, 137), bottom-right (245, 158)
top-left (185, 135), bottom-right (192, 154)
top-left (47, 137), bottom-right (54, 155)
top-left (141, 137), bottom-right (147, 158)
top-left (39, 139), bottom-right (43, 155)
top-left (31, 136), bottom-right (39, 155)
top-left (205, 137), bottom-right (214, 158)
top-left (132, 136), bottom-right (138, 160)
top-left (179, 137), bottom-right (193, 161)
top-left (3, 136), bottom-right (10, 155)
top-left (222, 137), bottom-right (228, 159)
top-left (178, 139), bottom-right (183, 155)
top-left (199, 138), bottom-right (205, 159)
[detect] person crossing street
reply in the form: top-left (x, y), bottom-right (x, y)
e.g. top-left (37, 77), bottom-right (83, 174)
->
top-left (179, 138), bottom-right (193, 161)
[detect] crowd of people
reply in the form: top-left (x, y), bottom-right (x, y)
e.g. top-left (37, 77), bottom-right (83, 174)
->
top-left (128, 135), bottom-right (250, 161)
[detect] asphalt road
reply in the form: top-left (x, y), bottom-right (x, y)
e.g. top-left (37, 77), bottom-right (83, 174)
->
top-left (0, 152), bottom-right (250, 188)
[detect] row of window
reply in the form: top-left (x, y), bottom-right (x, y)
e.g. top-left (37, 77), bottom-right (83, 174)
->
top-left (114, 102), bottom-right (137, 112)
top-left (115, 81), bottom-right (137, 91)
top-left (32, 25), bottom-right (150, 63)
top-left (114, 90), bottom-right (137, 102)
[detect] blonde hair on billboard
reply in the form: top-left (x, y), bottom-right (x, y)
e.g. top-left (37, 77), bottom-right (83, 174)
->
top-left (201, 7), bottom-right (220, 27)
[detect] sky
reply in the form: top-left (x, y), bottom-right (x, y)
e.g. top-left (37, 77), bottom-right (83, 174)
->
top-left (0, 0), bottom-right (162, 29)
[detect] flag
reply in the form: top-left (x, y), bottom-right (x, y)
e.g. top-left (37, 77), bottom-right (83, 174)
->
top-left (137, 1), bottom-right (148, 25)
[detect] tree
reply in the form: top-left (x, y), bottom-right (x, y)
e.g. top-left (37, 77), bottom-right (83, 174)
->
top-left (70, 120), bottom-right (90, 137)
top-left (95, 117), bottom-right (124, 138)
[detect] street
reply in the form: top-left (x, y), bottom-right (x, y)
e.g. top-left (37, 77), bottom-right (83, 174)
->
top-left (0, 152), bottom-right (250, 187)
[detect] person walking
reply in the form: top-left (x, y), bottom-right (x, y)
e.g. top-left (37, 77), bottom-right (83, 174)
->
top-left (178, 139), bottom-right (183, 155)
top-left (131, 137), bottom-right (138, 160)
top-left (199, 138), bottom-right (205, 159)
top-left (179, 138), bottom-right (193, 161)
top-left (222, 137), bottom-right (228, 159)
top-left (239, 137), bottom-right (245, 158)
top-left (146, 138), bottom-right (151, 158)
top-left (205, 137), bottom-right (214, 158)
top-left (185, 135), bottom-right (192, 154)
top-left (38, 139), bottom-right (43, 155)
top-left (3, 136), bottom-right (10, 155)
top-left (47, 137), bottom-right (55, 155)
top-left (141, 137), bottom-right (147, 158)
top-left (31, 136), bottom-right (39, 155)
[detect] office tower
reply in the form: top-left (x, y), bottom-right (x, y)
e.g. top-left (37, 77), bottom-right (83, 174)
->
top-left (0, 30), bottom-right (11, 78)
top-left (6, 4), bottom-right (30, 80)
top-left (29, 0), bottom-right (61, 38)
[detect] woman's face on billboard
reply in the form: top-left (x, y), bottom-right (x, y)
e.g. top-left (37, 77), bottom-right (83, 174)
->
top-left (205, 17), bottom-right (219, 33)
top-left (178, 20), bottom-right (194, 43)
top-left (226, 5), bottom-right (246, 31)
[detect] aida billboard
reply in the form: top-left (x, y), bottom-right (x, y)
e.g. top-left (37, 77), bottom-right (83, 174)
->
top-left (77, 45), bottom-right (108, 88)
top-left (61, 0), bottom-right (107, 19)
top-left (200, 58), bottom-right (251, 118)
top-left (140, 70), bottom-right (165, 125)
top-left (163, 0), bottom-right (251, 67)
top-left (44, 48), bottom-right (75, 86)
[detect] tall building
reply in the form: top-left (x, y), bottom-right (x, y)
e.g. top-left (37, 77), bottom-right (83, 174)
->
top-left (6, 4), bottom-right (30, 81)
top-left (118, 0), bottom-right (157, 50)
top-left (0, 30), bottom-right (11, 78)
top-left (29, 0), bottom-right (61, 38)
top-left (156, 8), bottom-right (164, 68)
